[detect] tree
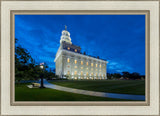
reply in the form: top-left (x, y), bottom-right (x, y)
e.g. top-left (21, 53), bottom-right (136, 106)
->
top-left (130, 72), bottom-right (140, 80)
top-left (15, 38), bottom-right (35, 82)
top-left (107, 73), bottom-right (112, 79)
top-left (122, 72), bottom-right (131, 79)
top-left (113, 73), bottom-right (121, 79)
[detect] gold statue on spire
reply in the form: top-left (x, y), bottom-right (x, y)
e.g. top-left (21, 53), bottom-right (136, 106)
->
top-left (65, 25), bottom-right (67, 30)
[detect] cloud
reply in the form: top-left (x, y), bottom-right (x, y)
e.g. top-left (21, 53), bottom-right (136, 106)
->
top-left (15, 15), bottom-right (145, 74)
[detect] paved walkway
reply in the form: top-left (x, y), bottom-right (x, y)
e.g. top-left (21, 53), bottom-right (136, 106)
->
top-left (41, 80), bottom-right (145, 101)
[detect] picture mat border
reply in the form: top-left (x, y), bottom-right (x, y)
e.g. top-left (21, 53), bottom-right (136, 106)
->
top-left (1, 1), bottom-right (159, 116)
top-left (10, 10), bottom-right (149, 106)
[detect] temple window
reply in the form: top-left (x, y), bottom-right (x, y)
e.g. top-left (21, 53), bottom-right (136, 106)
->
top-left (91, 63), bottom-right (93, 67)
top-left (67, 58), bottom-right (70, 63)
top-left (67, 71), bottom-right (70, 75)
top-left (91, 73), bottom-right (93, 76)
top-left (81, 71), bottom-right (83, 75)
top-left (74, 71), bottom-right (77, 75)
top-left (86, 72), bottom-right (88, 76)
top-left (75, 49), bottom-right (77, 52)
top-left (86, 62), bottom-right (88, 65)
top-left (75, 60), bottom-right (77, 64)
top-left (81, 61), bottom-right (83, 65)
top-left (67, 47), bottom-right (70, 50)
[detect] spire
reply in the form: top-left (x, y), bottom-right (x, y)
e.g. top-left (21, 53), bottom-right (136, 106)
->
top-left (60, 25), bottom-right (72, 44)
top-left (65, 25), bottom-right (67, 30)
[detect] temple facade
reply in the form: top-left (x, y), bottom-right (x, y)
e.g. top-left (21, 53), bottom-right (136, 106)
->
top-left (54, 26), bottom-right (108, 80)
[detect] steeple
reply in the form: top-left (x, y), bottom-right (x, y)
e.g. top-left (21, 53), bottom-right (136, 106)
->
top-left (60, 25), bottom-right (72, 44)
top-left (65, 25), bottom-right (67, 30)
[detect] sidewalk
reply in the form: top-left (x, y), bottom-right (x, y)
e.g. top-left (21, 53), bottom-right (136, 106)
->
top-left (42, 80), bottom-right (145, 101)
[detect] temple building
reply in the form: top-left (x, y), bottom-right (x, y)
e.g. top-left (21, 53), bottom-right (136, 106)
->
top-left (54, 26), bottom-right (108, 80)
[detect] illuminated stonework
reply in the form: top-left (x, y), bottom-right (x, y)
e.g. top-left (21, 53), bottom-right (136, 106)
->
top-left (54, 26), bottom-right (108, 80)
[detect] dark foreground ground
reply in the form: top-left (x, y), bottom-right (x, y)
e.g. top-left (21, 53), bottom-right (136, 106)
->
top-left (15, 80), bottom-right (145, 101)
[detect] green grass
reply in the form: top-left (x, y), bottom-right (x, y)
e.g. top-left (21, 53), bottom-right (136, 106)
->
top-left (15, 83), bottom-right (129, 101)
top-left (50, 80), bottom-right (145, 95)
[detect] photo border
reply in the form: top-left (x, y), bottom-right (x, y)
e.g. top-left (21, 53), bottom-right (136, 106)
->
top-left (10, 10), bottom-right (150, 106)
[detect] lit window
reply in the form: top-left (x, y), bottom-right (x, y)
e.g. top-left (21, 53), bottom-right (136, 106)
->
top-left (75, 66), bottom-right (77, 68)
top-left (91, 73), bottom-right (93, 76)
top-left (75, 60), bottom-right (77, 64)
top-left (86, 68), bottom-right (88, 70)
top-left (81, 61), bottom-right (83, 65)
top-left (91, 68), bottom-right (93, 70)
top-left (91, 63), bottom-right (93, 67)
top-left (75, 49), bottom-right (77, 52)
top-left (86, 62), bottom-right (88, 65)
top-left (86, 72), bottom-right (88, 76)
top-left (67, 58), bottom-right (70, 63)
top-left (100, 64), bottom-right (101, 68)
top-left (96, 64), bottom-right (97, 67)
top-left (74, 71), bottom-right (77, 75)
top-left (67, 47), bottom-right (70, 50)
top-left (81, 71), bottom-right (83, 75)
top-left (96, 73), bottom-right (98, 76)
top-left (67, 71), bottom-right (70, 75)
top-left (81, 67), bottom-right (83, 69)
top-left (96, 69), bottom-right (97, 71)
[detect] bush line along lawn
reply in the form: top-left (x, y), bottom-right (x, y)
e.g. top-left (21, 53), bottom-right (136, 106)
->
top-left (50, 80), bottom-right (145, 95)
top-left (15, 83), bottom-right (134, 101)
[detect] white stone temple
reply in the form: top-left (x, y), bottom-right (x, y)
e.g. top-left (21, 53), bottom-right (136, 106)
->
top-left (54, 26), bottom-right (108, 80)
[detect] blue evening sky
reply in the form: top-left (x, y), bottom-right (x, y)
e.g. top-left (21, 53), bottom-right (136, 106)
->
top-left (15, 15), bottom-right (145, 75)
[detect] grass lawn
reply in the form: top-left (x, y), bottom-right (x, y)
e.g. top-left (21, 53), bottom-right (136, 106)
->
top-left (50, 80), bottom-right (145, 95)
top-left (15, 83), bottom-right (129, 101)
